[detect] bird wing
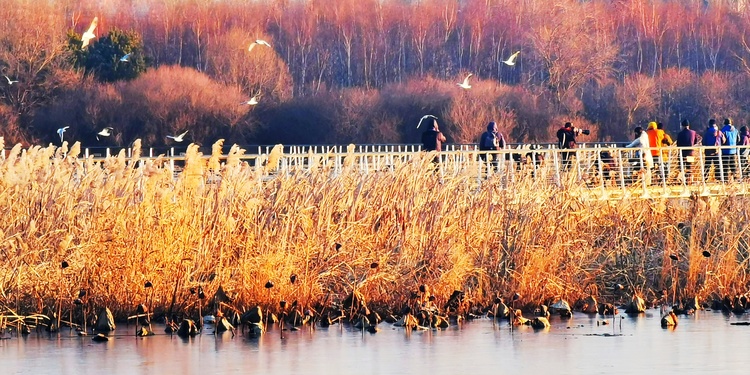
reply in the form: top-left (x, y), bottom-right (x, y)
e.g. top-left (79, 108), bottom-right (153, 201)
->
top-left (178, 130), bottom-right (189, 138)
top-left (505, 51), bottom-right (520, 64)
top-left (462, 74), bottom-right (472, 85)
top-left (81, 17), bottom-right (98, 47)
top-left (248, 42), bottom-right (257, 52)
top-left (257, 39), bottom-right (271, 47)
top-left (4, 76), bottom-right (10, 83)
top-left (86, 17), bottom-right (98, 35)
top-left (416, 115), bottom-right (437, 129)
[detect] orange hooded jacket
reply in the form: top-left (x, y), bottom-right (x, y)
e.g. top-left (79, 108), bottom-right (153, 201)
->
top-left (645, 122), bottom-right (665, 157)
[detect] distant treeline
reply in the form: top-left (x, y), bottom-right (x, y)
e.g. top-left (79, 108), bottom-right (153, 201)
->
top-left (2, 0), bottom-right (750, 147)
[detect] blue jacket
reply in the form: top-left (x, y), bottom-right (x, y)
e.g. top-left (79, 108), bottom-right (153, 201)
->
top-left (721, 125), bottom-right (738, 155)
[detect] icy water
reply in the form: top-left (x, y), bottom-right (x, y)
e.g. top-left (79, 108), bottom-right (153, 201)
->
top-left (2, 309), bottom-right (749, 375)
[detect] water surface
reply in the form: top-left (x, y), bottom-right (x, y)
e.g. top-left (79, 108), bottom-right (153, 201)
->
top-left (2, 310), bottom-right (749, 375)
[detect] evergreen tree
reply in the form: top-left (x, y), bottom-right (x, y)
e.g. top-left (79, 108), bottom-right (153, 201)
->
top-left (68, 28), bottom-right (146, 82)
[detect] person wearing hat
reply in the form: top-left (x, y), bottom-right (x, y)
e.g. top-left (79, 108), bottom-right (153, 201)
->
top-left (676, 119), bottom-right (698, 183)
top-left (645, 121), bottom-right (666, 183)
top-left (479, 121), bottom-right (506, 172)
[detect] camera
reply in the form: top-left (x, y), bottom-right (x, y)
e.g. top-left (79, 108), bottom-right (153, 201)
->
top-left (580, 129), bottom-right (591, 135)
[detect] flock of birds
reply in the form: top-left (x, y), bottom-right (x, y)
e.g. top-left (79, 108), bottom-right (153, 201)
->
top-left (4, 16), bottom-right (521, 143)
top-left (33, 18), bottom-right (276, 145)
top-left (457, 50), bottom-right (520, 90)
top-left (56, 125), bottom-right (190, 144)
top-left (417, 50), bottom-right (521, 129)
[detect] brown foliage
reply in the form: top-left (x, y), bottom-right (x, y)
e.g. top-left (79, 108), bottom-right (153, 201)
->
top-left (7, 0), bottom-right (750, 145)
top-left (33, 66), bottom-right (254, 147)
top-left (205, 27), bottom-right (293, 103)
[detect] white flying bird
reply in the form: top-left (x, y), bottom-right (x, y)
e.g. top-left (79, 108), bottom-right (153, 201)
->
top-left (96, 127), bottom-right (113, 140)
top-left (4, 75), bottom-right (18, 85)
top-left (119, 53), bottom-right (131, 62)
top-left (503, 51), bottom-right (521, 66)
top-left (248, 39), bottom-right (272, 52)
top-left (57, 126), bottom-right (69, 142)
top-left (416, 114), bottom-right (438, 129)
top-left (81, 17), bottom-right (98, 48)
top-left (166, 130), bottom-right (189, 142)
top-left (457, 73), bottom-right (472, 89)
top-left (242, 95), bottom-right (259, 106)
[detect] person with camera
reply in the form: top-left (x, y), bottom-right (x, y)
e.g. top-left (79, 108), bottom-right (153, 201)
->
top-left (479, 121), bottom-right (506, 172)
top-left (556, 122), bottom-right (589, 169)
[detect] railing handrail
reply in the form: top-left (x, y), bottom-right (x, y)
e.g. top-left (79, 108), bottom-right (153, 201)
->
top-left (3, 143), bottom-right (750, 200)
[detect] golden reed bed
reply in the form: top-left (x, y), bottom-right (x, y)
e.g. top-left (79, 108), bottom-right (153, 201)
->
top-left (0, 139), bottom-right (748, 320)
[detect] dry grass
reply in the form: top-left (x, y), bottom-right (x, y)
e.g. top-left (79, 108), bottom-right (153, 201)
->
top-left (0, 140), bottom-right (749, 321)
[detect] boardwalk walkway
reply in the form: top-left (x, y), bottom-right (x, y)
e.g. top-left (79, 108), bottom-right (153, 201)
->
top-left (63, 143), bottom-right (750, 200)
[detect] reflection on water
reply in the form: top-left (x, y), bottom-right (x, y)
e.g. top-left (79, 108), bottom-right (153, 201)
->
top-left (2, 310), bottom-right (749, 375)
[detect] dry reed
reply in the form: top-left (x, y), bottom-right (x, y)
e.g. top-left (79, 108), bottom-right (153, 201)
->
top-left (0, 140), bottom-right (748, 321)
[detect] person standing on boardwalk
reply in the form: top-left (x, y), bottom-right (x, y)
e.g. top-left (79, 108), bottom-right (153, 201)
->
top-left (676, 119), bottom-right (698, 183)
top-left (645, 122), bottom-right (665, 163)
top-left (657, 122), bottom-right (674, 181)
top-left (720, 118), bottom-right (739, 182)
top-left (479, 121), bottom-right (506, 171)
top-left (645, 121), bottom-right (667, 183)
top-left (626, 126), bottom-right (654, 184)
top-left (421, 118), bottom-right (447, 164)
top-left (739, 126), bottom-right (750, 179)
top-left (702, 119), bottom-right (725, 181)
top-left (556, 122), bottom-right (578, 169)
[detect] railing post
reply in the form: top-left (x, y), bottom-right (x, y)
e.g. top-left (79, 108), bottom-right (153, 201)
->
top-left (617, 149), bottom-right (626, 196)
top-left (699, 148), bottom-right (708, 194)
top-left (597, 147), bottom-right (606, 199)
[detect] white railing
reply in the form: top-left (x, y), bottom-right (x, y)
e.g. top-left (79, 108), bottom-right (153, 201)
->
top-left (5, 143), bottom-right (749, 199)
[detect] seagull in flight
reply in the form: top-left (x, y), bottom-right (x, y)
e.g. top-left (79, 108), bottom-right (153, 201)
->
top-left (457, 73), bottom-right (472, 89)
top-left (166, 130), bottom-right (189, 142)
top-left (96, 127), bottom-right (113, 140)
top-left (81, 17), bottom-right (98, 48)
top-left (120, 53), bottom-right (131, 62)
top-left (416, 114), bottom-right (438, 129)
top-left (4, 75), bottom-right (18, 85)
top-left (57, 126), bottom-right (69, 142)
top-left (248, 39), bottom-right (272, 52)
top-left (503, 51), bottom-right (521, 66)
top-left (242, 95), bottom-right (259, 106)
